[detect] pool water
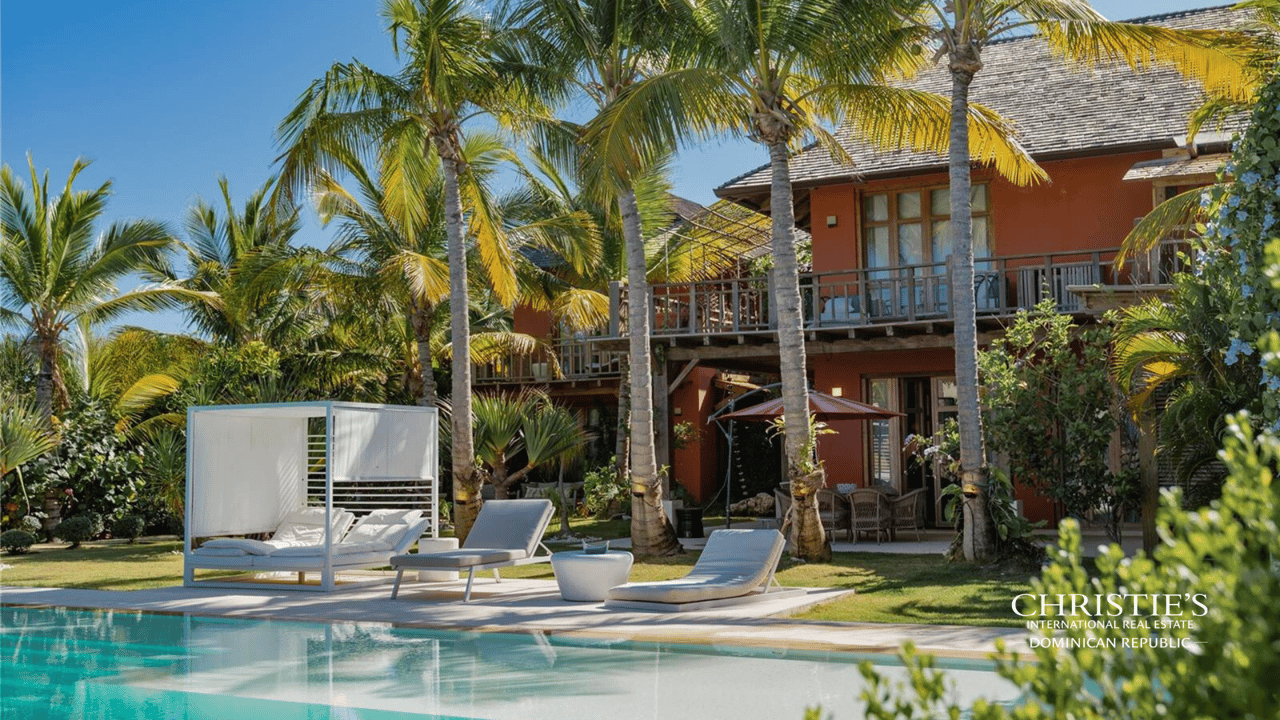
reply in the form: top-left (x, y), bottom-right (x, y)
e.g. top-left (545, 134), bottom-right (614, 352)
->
top-left (0, 607), bottom-right (1018, 720)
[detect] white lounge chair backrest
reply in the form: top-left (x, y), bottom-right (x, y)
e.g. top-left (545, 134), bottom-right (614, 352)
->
top-left (691, 529), bottom-right (785, 586)
top-left (462, 499), bottom-right (554, 555)
top-left (269, 507), bottom-right (356, 548)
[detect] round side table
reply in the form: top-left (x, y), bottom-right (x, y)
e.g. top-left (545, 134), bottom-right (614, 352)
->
top-left (550, 550), bottom-right (634, 602)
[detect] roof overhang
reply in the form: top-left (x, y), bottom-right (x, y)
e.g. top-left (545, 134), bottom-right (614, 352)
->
top-left (1123, 152), bottom-right (1229, 185)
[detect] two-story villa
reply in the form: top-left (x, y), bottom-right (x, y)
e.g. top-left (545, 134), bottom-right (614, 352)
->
top-left (483, 4), bottom-right (1244, 527)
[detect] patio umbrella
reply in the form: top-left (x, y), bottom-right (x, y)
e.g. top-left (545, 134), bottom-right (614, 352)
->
top-left (718, 390), bottom-right (904, 422)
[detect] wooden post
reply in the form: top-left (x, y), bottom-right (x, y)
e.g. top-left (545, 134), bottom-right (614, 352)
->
top-left (608, 281), bottom-right (622, 337)
top-left (653, 357), bottom-right (672, 497)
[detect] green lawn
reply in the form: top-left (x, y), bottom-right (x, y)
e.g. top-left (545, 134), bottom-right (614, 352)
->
top-left (1, 532), bottom-right (1032, 627)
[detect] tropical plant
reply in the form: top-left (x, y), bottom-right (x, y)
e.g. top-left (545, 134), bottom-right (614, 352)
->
top-left (583, 456), bottom-right (630, 517)
top-left (21, 399), bottom-right (145, 529)
top-left (891, 0), bottom-right (1256, 563)
top-left (276, 0), bottom-right (532, 542)
top-left (591, 0), bottom-right (1040, 560)
top-left (853, 412), bottom-right (1279, 720)
top-left (0, 392), bottom-right (58, 522)
top-left (980, 300), bottom-right (1139, 543)
top-left (1113, 64), bottom-right (1280, 550)
top-left (473, 389), bottom-right (590, 499)
top-left (0, 156), bottom-right (207, 421)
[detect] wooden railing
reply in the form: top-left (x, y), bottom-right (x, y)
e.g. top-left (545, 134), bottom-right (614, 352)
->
top-left (473, 338), bottom-right (624, 384)
top-left (612, 242), bottom-right (1186, 337)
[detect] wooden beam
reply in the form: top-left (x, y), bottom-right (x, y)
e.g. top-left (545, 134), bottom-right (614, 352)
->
top-left (668, 359), bottom-right (700, 394)
top-left (667, 331), bottom-right (1003, 362)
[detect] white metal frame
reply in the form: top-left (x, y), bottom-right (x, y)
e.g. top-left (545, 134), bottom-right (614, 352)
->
top-left (183, 401), bottom-right (438, 592)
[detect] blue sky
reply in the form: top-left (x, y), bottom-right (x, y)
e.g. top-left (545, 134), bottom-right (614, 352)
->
top-left (2, 0), bottom-right (1217, 334)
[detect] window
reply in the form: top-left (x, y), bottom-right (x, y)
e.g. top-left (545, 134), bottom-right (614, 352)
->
top-left (862, 184), bottom-right (990, 273)
top-left (867, 378), bottom-right (900, 487)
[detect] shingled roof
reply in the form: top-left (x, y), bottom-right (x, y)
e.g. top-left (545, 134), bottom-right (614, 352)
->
top-left (716, 4), bottom-right (1251, 203)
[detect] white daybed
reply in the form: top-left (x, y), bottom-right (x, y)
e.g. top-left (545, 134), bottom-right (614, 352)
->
top-left (183, 401), bottom-right (438, 591)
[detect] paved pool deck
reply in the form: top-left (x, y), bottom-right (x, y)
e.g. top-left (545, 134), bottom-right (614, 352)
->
top-left (0, 577), bottom-right (1030, 661)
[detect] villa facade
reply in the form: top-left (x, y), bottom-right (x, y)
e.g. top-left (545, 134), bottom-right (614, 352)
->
top-left (478, 5), bottom-right (1245, 527)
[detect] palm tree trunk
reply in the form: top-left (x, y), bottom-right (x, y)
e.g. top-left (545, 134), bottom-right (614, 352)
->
top-left (411, 302), bottom-right (438, 407)
top-left (35, 331), bottom-right (63, 537)
top-left (441, 154), bottom-right (480, 543)
top-left (620, 187), bottom-right (681, 557)
top-left (767, 141), bottom-right (828, 562)
top-left (948, 49), bottom-right (995, 563)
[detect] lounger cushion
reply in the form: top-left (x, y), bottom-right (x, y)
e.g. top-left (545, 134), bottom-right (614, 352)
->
top-left (462, 499), bottom-right (553, 553)
top-left (391, 548), bottom-right (528, 569)
top-left (607, 529), bottom-right (784, 604)
top-left (269, 541), bottom-right (394, 557)
top-left (190, 546), bottom-right (252, 557)
top-left (269, 508), bottom-right (353, 548)
top-left (198, 538), bottom-right (276, 555)
top-left (345, 509), bottom-right (423, 545)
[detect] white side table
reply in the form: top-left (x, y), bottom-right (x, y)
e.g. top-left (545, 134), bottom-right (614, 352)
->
top-left (550, 550), bottom-right (634, 602)
top-left (416, 537), bottom-right (459, 582)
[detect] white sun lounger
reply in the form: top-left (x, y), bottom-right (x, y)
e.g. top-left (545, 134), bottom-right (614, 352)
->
top-left (604, 529), bottom-right (795, 612)
top-left (389, 499), bottom-right (554, 602)
top-left (186, 508), bottom-right (430, 585)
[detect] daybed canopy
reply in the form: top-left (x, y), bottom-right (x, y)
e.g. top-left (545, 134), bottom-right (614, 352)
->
top-left (183, 401), bottom-right (438, 591)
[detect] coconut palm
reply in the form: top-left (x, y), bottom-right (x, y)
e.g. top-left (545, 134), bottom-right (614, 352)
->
top-left (276, 0), bottom-right (532, 541)
top-left (589, 0), bottom-right (1040, 560)
top-left (0, 392), bottom-right (58, 519)
top-left (502, 0), bottom-right (712, 555)
top-left (0, 156), bottom-right (206, 422)
top-left (175, 176), bottom-right (325, 349)
top-left (889, 0), bottom-right (1255, 561)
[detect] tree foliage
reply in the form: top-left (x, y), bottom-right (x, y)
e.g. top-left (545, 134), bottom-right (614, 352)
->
top-left (981, 300), bottom-right (1139, 542)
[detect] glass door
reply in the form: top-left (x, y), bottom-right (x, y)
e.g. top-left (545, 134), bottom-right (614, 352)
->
top-left (930, 377), bottom-right (959, 527)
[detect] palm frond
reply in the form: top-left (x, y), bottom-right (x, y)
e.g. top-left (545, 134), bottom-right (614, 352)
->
top-left (1117, 187), bottom-right (1207, 268)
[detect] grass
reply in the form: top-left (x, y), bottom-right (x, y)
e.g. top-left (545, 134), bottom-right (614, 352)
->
top-left (1, 528), bottom-right (1033, 627)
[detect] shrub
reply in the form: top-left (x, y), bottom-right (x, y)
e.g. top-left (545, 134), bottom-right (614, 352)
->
top-left (583, 457), bottom-right (629, 518)
top-left (56, 514), bottom-right (102, 549)
top-left (1, 529), bottom-right (37, 554)
top-left (19, 515), bottom-right (41, 533)
top-left (110, 514), bottom-right (145, 543)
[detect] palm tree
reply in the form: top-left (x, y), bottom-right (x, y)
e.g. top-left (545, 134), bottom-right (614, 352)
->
top-left (0, 156), bottom-right (205, 422)
top-left (894, 0), bottom-right (1255, 562)
top-left (591, 0), bottom-right (1040, 560)
top-left (316, 132), bottom-right (603, 408)
top-left (502, 0), bottom-right (706, 555)
top-left (175, 176), bottom-right (324, 349)
top-left (276, 0), bottom-right (529, 541)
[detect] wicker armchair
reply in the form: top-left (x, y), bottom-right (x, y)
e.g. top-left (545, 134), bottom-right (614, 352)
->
top-left (889, 488), bottom-right (927, 541)
top-left (848, 489), bottom-right (892, 543)
top-left (816, 488), bottom-right (851, 543)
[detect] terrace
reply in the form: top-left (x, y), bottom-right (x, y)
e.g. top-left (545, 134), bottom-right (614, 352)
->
top-left (475, 242), bottom-right (1185, 383)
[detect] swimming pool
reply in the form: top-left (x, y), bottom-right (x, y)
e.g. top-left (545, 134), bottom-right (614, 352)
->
top-left (0, 606), bottom-right (1018, 719)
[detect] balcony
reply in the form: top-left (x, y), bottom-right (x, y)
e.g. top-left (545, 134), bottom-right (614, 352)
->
top-left (606, 243), bottom-right (1184, 344)
top-left (473, 338), bottom-right (625, 385)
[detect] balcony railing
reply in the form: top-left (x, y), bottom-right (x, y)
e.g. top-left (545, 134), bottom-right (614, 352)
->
top-left (473, 338), bottom-right (625, 384)
top-left (613, 243), bottom-right (1185, 338)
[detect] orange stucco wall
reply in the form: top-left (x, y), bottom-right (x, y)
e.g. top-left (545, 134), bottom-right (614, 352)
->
top-left (669, 366), bottom-right (719, 502)
top-left (810, 349), bottom-right (955, 486)
top-left (807, 150), bottom-right (1161, 273)
top-left (513, 304), bottom-right (554, 339)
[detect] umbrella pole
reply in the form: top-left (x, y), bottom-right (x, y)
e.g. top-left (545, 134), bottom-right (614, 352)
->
top-left (725, 419), bottom-right (734, 529)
